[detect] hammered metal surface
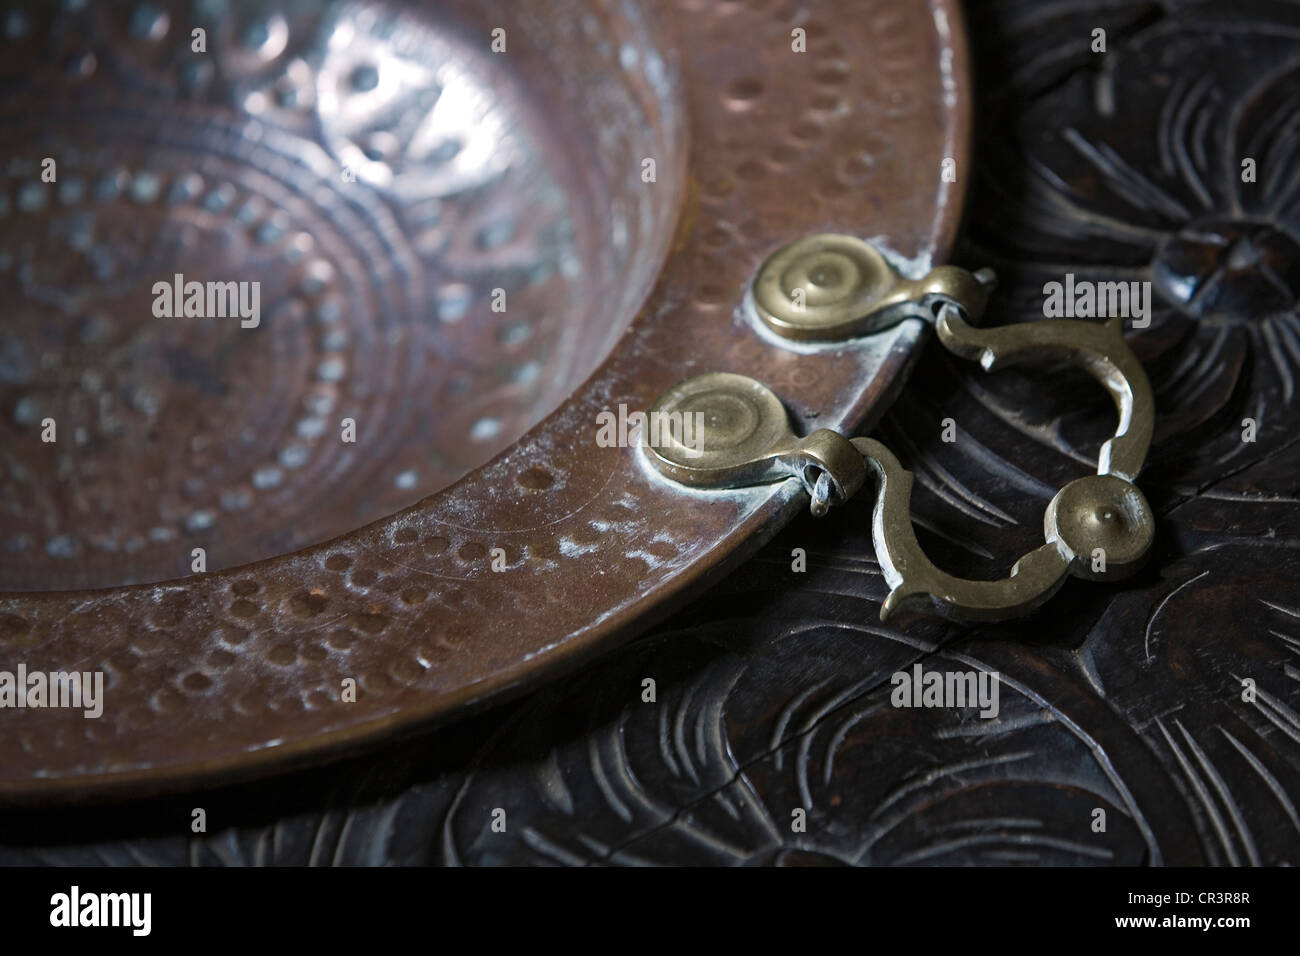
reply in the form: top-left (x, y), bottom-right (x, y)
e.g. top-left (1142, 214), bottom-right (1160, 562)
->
top-left (0, 0), bottom-right (682, 591)
top-left (0, 0), bottom-right (969, 799)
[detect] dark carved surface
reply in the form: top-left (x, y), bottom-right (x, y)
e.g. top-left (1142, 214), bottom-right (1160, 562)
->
top-left (4, 0), bottom-right (1300, 864)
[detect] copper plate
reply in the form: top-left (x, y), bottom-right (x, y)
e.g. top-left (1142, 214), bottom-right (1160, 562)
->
top-left (0, 0), bottom-right (970, 802)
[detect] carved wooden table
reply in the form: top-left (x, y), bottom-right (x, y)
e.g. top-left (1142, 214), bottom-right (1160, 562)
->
top-left (4, 0), bottom-right (1299, 865)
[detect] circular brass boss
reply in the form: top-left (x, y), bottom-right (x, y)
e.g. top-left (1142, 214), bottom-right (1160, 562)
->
top-left (752, 234), bottom-right (895, 338)
top-left (1045, 474), bottom-right (1154, 579)
top-left (642, 372), bottom-right (791, 484)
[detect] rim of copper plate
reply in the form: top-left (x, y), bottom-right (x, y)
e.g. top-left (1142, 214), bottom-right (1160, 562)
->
top-left (0, 0), bottom-right (972, 804)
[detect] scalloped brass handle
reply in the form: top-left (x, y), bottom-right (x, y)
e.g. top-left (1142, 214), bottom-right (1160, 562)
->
top-left (858, 308), bottom-right (1156, 622)
top-left (642, 238), bottom-right (1156, 624)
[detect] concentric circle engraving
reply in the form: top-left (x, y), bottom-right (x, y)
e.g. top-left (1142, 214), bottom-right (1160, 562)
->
top-left (678, 391), bottom-right (759, 451)
top-left (753, 233), bottom-right (892, 334)
top-left (644, 372), bottom-right (790, 476)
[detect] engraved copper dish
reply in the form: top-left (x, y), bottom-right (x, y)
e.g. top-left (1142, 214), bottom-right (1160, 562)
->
top-left (0, 0), bottom-right (970, 801)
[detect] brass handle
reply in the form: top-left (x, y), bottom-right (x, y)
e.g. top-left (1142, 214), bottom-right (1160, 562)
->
top-left (642, 238), bottom-right (1156, 624)
top-left (858, 307), bottom-right (1155, 622)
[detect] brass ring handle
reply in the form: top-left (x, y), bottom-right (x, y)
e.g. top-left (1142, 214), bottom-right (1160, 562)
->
top-left (643, 238), bottom-right (1157, 624)
top-left (860, 305), bottom-right (1156, 622)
